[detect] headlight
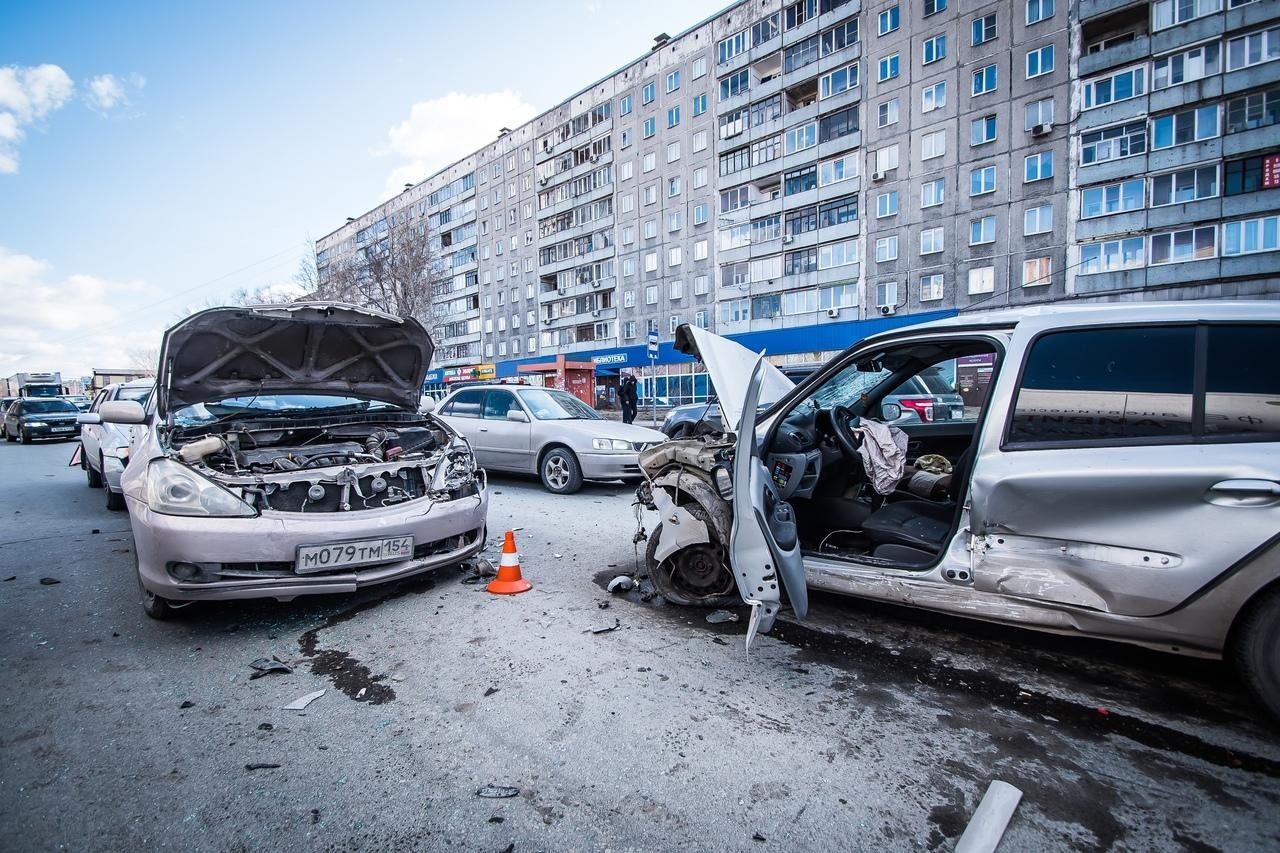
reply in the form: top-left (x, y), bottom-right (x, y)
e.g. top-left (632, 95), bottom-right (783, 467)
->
top-left (146, 458), bottom-right (255, 517)
top-left (108, 446), bottom-right (130, 462)
top-left (26, 420), bottom-right (47, 428)
top-left (592, 438), bottom-right (634, 451)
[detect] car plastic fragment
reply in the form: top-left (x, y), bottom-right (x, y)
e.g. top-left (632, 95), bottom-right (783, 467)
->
top-left (282, 689), bottom-right (326, 710)
top-left (607, 575), bottom-right (634, 593)
top-left (955, 780), bottom-right (1023, 853)
top-left (651, 487), bottom-right (712, 564)
top-left (476, 785), bottom-right (520, 799)
top-left (249, 656), bottom-right (293, 679)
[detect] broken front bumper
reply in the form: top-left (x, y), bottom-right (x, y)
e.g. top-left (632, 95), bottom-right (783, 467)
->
top-left (128, 484), bottom-right (489, 601)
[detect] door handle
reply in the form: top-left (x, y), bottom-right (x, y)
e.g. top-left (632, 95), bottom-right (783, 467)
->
top-left (479, 428), bottom-right (489, 432)
top-left (1210, 480), bottom-right (1280, 496)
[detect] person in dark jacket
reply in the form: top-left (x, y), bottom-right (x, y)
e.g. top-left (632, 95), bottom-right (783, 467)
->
top-left (619, 374), bottom-right (638, 424)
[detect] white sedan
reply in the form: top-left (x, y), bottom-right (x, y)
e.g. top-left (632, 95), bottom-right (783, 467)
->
top-left (437, 384), bottom-right (667, 493)
top-left (78, 379), bottom-right (155, 510)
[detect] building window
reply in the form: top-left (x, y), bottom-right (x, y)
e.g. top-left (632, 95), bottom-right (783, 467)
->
top-left (971, 14), bottom-right (996, 46)
top-left (784, 0), bottom-right (818, 30)
top-left (785, 248), bottom-right (818, 275)
top-left (692, 166), bottom-right (708, 189)
top-left (1153, 0), bottom-right (1221, 31)
top-left (694, 274), bottom-right (709, 295)
top-left (785, 122), bottom-right (818, 154)
top-left (878, 53), bottom-right (901, 82)
top-left (785, 166), bottom-right (817, 195)
top-left (1223, 215), bottom-right (1280, 256)
top-left (819, 283), bottom-right (858, 310)
top-left (668, 279), bottom-right (684, 300)
top-left (1150, 226), bottom-right (1217, 264)
top-left (1026, 45), bottom-right (1054, 78)
top-left (644, 283), bottom-right (659, 303)
top-left (821, 19), bottom-right (859, 56)
top-left (1026, 0), bottom-right (1054, 23)
top-left (877, 99), bottom-right (900, 127)
top-left (784, 35), bottom-right (821, 73)
top-left (787, 205), bottom-right (818, 235)
top-left (751, 294), bottom-right (782, 320)
top-left (694, 239), bottom-right (709, 261)
top-left (921, 178), bottom-right (945, 208)
top-left (920, 227), bottom-right (945, 255)
top-left (922, 129), bottom-right (945, 159)
top-left (922, 81), bottom-right (946, 113)
top-left (820, 153), bottom-right (858, 185)
top-left (878, 5), bottom-right (900, 35)
top-left (1227, 87), bottom-right (1280, 134)
top-left (645, 251), bottom-right (659, 273)
top-left (644, 219), bottom-right (658, 238)
top-left (644, 185), bottom-right (657, 205)
top-left (693, 129), bottom-right (709, 152)
top-left (643, 117), bottom-right (656, 138)
top-left (819, 195), bottom-right (858, 227)
top-left (1023, 204), bottom-right (1053, 235)
top-left (820, 63), bottom-right (859, 99)
top-left (694, 310), bottom-right (708, 329)
top-left (875, 144), bottom-right (899, 173)
top-left (1151, 166), bottom-right (1218, 206)
top-left (819, 105), bottom-right (860, 142)
top-left (666, 70), bottom-right (681, 92)
top-left (1227, 26), bottom-right (1280, 71)
top-left (972, 64), bottom-right (997, 96)
top-left (720, 298), bottom-right (750, 324)
top-left (1083, 66), bottom-right (1146, 110)
top-left (667, 141), bottom-right (681, 162)
top-left (876, 190), bottom-right (899, 217)
top-left (642, 81), bottom-right (656, 104)
top-left (920, 274), bottom-right (944, 301)
top-left (1025, 98), bottom-right (1054, 130)
top-left (619, 94), bottom-right (633, 115)
top-left (1153, 44), bottom-right (1220, 90)
top-left (1225, 155), bottom-right (1275, 195)
top-left (1080, 120), bottom-right (1146, 164)
top-left (818, 239), bottom-right (858, 269)
top-left (718, 30), bottom-right (748, 64)
top-left (922, 35), bottom-right (946, 65)
top-left (693, 57), bottom-right (707, 79)
top-left (1024, 152), bottom-right (1052, 182)
top-left (667, 106), bottom-right (681, 128)
top-left (967, 266), bottom-right (995, 294)
top-left (1022, 257), bottom-right (1051, 287)
top-left (970, 165), bottom-right (996, 196)
top-left (623, 320), bottom-right (637, 339)
top-left (875, 236), bottom-right (899, 262)
top-left (1151, 105), bottom-right (1220, 149)
top-left (970, 215), bottom-right (996, 245)
top-left (784, 289), bottom-right (818, 315)
top-left (924, 0), bottom-right (947, 15)
top-left (1082, 179), bottom-right (1145, 217)
top-left (693, 203), bottom-right (709, 225)
top-left (1079, 236), bottom-right (1146, 274)
top-left (668, 210), bottom-right (683, 231)
top-left (692, 93), bottom-right (707, 116)
top-left (719, 69), bottom-right (749, 101)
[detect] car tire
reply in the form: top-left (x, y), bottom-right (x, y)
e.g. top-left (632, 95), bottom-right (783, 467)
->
top-left (138, 572), bottom-right (180, 620)
top-left (540, 447), bottom-right (583, 495)
top-left (104, 460), bottom-right (125, 511)
top-left (16, 429), bottom-right (27, 445)
top-left (646, 503), bottom-right (739, 608)
top-left (86, 449), bottom-right (103, 488)
top-left (1232, 585), bottom-right (1280, 721)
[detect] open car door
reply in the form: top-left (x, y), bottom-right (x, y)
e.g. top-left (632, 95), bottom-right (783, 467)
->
top-left (729, 357), bottom-right (809, 651)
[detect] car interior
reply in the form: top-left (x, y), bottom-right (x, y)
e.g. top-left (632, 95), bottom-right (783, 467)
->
top-left (759, 338), bottom-right (1000, 570)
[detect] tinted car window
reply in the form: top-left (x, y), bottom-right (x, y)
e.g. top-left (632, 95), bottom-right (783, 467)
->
top-left (1010, 326), bottom-right (1195, 443)
top-left (444, 389), bottom-right (483, 418)
top-left (1206, 325), bottom-right (1280, 439)
top-left (483, 391), bottom-right (520, 420)
top-left (21, 399), bottom-right (79, 414)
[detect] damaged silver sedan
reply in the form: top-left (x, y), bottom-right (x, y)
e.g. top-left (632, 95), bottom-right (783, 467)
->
top-left (100, 303), bottom-right (488, 619)
top-left (637, 304), bottom-right (1280, 717)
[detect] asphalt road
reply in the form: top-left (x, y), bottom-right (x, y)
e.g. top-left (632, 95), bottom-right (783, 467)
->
top-left (1, 437), bottom-right (1277, 852)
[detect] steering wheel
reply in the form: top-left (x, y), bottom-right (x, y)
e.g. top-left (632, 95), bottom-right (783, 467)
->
top-left (830, 405), bottom-right (863, 463)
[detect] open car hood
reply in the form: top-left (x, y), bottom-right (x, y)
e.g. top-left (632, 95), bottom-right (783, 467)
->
top-left (157, 302), bottom-right (434, 415)
top-left (673, 324), bottom-right (794, 432)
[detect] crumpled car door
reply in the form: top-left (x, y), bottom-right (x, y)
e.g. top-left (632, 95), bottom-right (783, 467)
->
top-left (729, 357), bottom-right (809, 651)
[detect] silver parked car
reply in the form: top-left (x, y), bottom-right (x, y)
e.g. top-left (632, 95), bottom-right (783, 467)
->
top-left (437, 384), bottom-right (667, 494)
top-left (636, 304), bottom-right (1280, 716)
top-left (98, 303), bottom-right (488, 619)
top-left (77, 379), bottom-right (155, 510)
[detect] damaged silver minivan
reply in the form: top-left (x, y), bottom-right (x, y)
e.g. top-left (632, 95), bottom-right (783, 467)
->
top-left (99, 303), bottom-right (488, 619)
top-left (636, 303), bottom-right (1280, 716)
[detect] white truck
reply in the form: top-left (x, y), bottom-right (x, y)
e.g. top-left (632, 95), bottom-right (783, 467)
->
top-left (3, 372), bottom-right (66, 398)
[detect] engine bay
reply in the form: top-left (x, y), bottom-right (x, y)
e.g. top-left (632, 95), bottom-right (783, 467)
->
top-left (166, 416), bottom-right (480, 513)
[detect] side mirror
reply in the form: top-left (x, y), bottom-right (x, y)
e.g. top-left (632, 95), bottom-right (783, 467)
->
top-left (418, 397), bottom-right (437, 414)
top-left (77, 413), bottom-right (102, 425)
top-left (881, 402), bottom-right (903, 421)
top-left (99, 400), bottom-right (146, 425)
top-left (506, 409), bottom-right (530, 423)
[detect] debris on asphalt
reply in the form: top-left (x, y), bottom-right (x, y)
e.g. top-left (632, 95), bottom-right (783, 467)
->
top-left (310, 809), bottom-right (320, 824)
top-left (753, 832), bottom-right (767, 842)
top-left (554, 553), bottom-right (563, 559)
top-left (484, 687), bottom-right (499, 697)
top-left (244, 763), bottom-right (282, 771)
top-left (91, 529), bottom-right (100, 535)
top-left (488, 816), bottom-right (505, 823)
top-left (588, 618), bottom-right (621, 634)
top-left (179, 700), bottom-right (195, 709)
top-left (258, 723), bottom-right (273, 731)
top-left (249, 656), bottom-right (293, 679)
top-left (598, 601), bottom-right (610, 609)
top-left (712, 637), bottom-right (728, 646)
top-left (1098, 707), bottom-right (1111, 717)
top-left (476, 785), bottom-right (520, 799)
top-left (38, 578), bottom-right (60, 585)
top-left (955, 780), bottom-right (1023, 853)
top-left (607, 575), bottom-right (634, 593)
top-left (283, 689), bottom-right (326, 711)
top-left (3, 576), bottom-right (15, 582)
top-left (391, 672), bottom-right (406, 682)
top-left (706, 609), bottom-right (738, 624)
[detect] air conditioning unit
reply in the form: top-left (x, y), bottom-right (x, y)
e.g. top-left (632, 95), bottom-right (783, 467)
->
top-left (879, 303), bottom-right (897, 316)
top-left (592, 310), bottom-right (601, 317)
top-left (783, 234), bottom-right (794, 244)
top-left (1032, 123), bottom-right (1053, 137)
top-left (825, 307), bottom-right (840, 319)
top-left (871, 171), bottom-right (885, 182)
top-left (539, 177), bottom-right (548, 185)
top-left (590, 155), bottom-right (600, 163)
top-left (544, 318), bottom-right (553, 325)
top-left (591, 280), bottom-right (601, 288)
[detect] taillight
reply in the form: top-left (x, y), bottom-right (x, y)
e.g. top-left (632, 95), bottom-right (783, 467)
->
top-left (897, 397), bottom-right (934, 422)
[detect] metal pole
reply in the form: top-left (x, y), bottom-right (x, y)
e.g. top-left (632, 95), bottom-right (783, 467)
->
top-left (650, 355), bottom-right (657, 427)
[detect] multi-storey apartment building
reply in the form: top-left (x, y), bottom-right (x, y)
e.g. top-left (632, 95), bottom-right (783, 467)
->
top-left (316, 0), bottom-right (1279, 402)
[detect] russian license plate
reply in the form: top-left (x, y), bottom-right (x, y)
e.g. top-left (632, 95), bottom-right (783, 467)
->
top-left (295, 536), bottom-right (413, 574)
top-left (951, 407), bottom-right (965, 420)
top-left (52, 426), bottom-right (74, 432)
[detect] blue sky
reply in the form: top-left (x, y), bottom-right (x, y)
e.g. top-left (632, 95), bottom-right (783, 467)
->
top-left (0, 0), bottom-right (727, 376)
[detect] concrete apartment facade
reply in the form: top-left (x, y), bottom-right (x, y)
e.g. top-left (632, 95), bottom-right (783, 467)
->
top-left (315, 0), bottom-right (1280, 401)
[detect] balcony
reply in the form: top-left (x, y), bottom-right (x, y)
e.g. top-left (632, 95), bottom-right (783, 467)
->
top-left (1078, 0), bottom-right (1147, 22)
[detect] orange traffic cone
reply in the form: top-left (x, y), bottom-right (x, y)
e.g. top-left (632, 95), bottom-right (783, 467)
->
top-left (487, 530), bottom-right (532, 595)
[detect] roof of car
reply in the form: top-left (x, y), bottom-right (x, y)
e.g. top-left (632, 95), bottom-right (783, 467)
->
top-left (864, 300), bottom-right (1280, 344)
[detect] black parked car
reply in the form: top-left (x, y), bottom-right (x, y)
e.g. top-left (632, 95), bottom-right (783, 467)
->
top-left (3, 398), bottom-right (81, 443)
top-left (0, 397), bottom-right (16, 438)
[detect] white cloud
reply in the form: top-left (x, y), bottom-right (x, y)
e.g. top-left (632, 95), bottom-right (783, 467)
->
top-left (84, 72), bottom-right (146, 116)
top-left (0, 64), bottom-right (74, 173)
top-left (379, 91), bottom-right (538, 198)
top-left (0, 246), bottom-right (164, 378)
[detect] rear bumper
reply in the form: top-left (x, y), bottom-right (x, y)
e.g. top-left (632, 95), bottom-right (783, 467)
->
top-left (130, 484), bottom-right (489, 601)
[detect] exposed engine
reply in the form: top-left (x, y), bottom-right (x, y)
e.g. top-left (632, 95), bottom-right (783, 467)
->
top-left (168, 418), bottom-right (481, 513)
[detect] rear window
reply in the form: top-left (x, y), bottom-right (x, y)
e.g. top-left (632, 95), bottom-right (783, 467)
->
top-left (443, 390), bottom-right (483, 418)
top-left (21, 399), bottom-right (80, 414)
top-left (1206, 325), bottom-right (1280, 439)
top-left (1009, 326), bottom-right (1196, 444)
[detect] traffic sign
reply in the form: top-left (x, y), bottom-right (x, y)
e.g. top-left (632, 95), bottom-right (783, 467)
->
top-left (647, 330), bottom-right (659, 357)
